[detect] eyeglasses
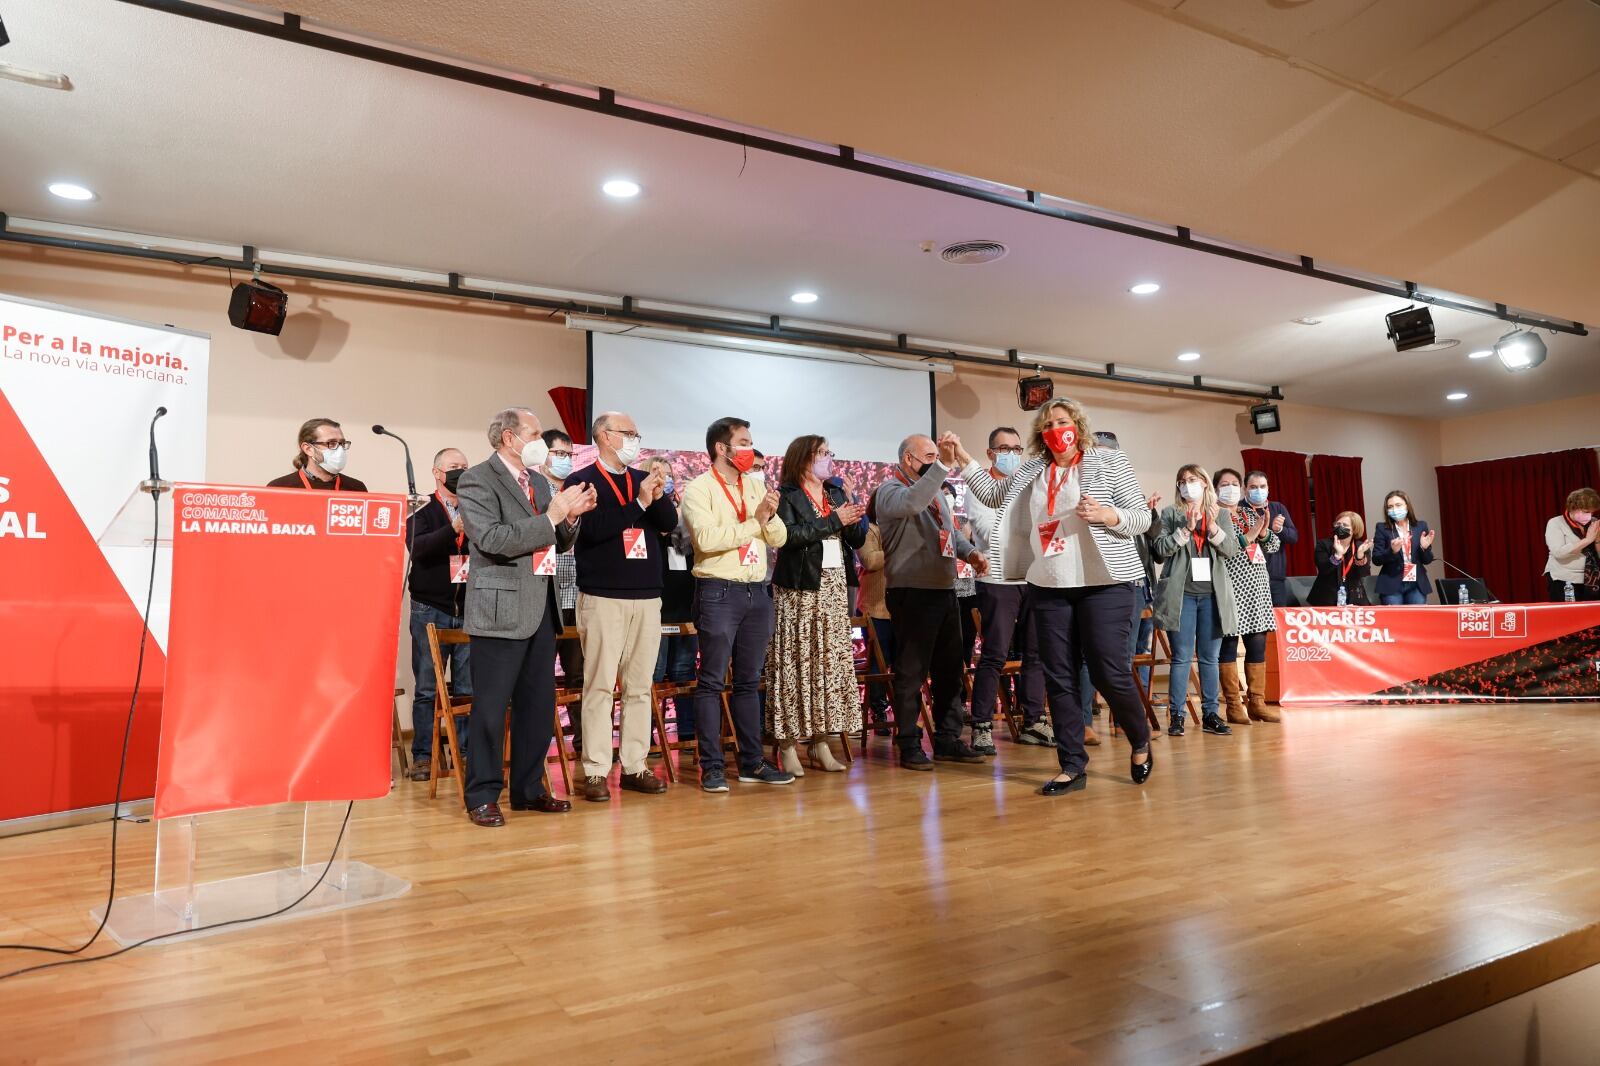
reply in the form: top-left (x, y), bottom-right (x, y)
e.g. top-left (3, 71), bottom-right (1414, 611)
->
top-left (817, 450), bottom-right (836, 459)
top-left (549, 450), bottom-right (574, 459)
top-left (315, 439), bottom-right (351, 450)
top-left (606, 429), bottom-right (643, 443)
top-left (992, 446), bottom-right (1024, 455)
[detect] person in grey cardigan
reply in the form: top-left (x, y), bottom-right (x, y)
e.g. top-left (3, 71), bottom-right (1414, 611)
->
top-left (1150, 463), bottom-right (1241, 738)
top-left (871, 432), bottom-right (989, 771)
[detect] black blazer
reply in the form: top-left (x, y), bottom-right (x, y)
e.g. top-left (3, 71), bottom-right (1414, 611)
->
top-left (772, 481), bottom-right (868, 591)
top-left (1370, 520), bottom-right (1435, 598)
top-left (1308, 538), bottom-right (1371, 607)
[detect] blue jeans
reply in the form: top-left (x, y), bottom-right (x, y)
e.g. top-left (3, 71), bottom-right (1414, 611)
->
top-left (1168, 592), bottom-right (1222, 722)
top-left (409, 601), bottom-right (471, 760)
top-left (1381, 584), bottom-right (1426, 605)
top-left (654, 633), bottom-right (699, 738)
top-left (693, 579), bottom-right (774, 776)
top-left (1080, 589), bottom-right (1154, 722)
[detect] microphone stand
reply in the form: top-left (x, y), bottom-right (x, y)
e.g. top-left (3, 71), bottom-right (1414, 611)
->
top-left (140, 406), bottom-right (171, 497)
top-left (372, 424), bottom-right (428, 515)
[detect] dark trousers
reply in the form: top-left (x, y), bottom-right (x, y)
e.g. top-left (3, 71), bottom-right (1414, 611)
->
top-left (654, 633), bottom-right (699, 738)
top-left (1270, 577), bottom-right (1289, 608)
top-left (409, 601), bottom-right (471, 760)
top-left (1220, 631), bottom-right (1269, 663)
top-left (971, 583), bottom-right (1043, 726)
top-left (867, 617), bottom-right (895, 713)
top-left (1030, 582), bottom-right (1151, 775)
top-left (693, 578), bottom-right (773, 776)
top-left (957, 594), bottom-right (979, 666)
top-left (1547, 577), bottom-right (1600, 602)
top-left (463, 605), bottom-right (557, 810)
top-left (885, 586), bottom-right (966, 750)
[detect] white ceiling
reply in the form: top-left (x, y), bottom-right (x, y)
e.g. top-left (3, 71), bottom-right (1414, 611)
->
top-left (0, 0), bottom-right (1594, 418)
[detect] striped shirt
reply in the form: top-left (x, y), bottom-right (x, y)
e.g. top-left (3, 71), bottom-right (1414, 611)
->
top-left (962, 449), bottom-right (1151, 585)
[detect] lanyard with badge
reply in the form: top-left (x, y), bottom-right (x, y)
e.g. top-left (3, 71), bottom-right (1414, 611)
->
top-left (1189, 513), bottom-right (1213, 583)
top-left (298, 468), bottom-right (341, 491)
top-left (806, 483), bottom-right (846, 570)
top-left (521, 476), bottom-right (558, 576)
top-left (1036, 454), bottom-right (1080, 558)
top-left (1398, 524), bottom-right (1417, 584)
top-left (599, 464), bottom-right (650, 561)
top-left (1238, 508), bottom-right (1266, 566)
top-left (714, 469), bottom-right (763, 568)
top-left (438, 491), bottom-right (473, 584)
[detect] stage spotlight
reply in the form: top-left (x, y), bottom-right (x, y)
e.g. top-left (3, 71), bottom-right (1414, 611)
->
top-left (1493, 329), bottom-right (1547, 372)
top-left (1017, 374), bottom-right (1053, 411)
top-left (1250, 403), bottom-right (1281, 435)
top-left (1384, 305), bottom-right (1435, 351)
top-left (229, 278), bottom-right (288, 335)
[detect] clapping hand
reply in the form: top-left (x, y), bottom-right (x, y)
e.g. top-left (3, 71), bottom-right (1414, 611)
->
top-left (1356, 538), bottom-right (1372, 560)
top-left (1204, 501), bottom-right (1220, 527)
top-left (756, 488), bottom-right (781, 522)
top-left (1420, 529), bottom-right (1435, 550)
top-left (1147, 492), bottom-right (1162, 511)
top-left (637, 469), bottom-right (665, 507)
top-left (841, 472), bottom-right (858, 499)
top-left (1182, 507), bottom-right (1200, 531)
top-left (837, 501), bottom-right (865, 525)
top-left (1271, 513), bottom-right (1286, 533)
top-left (549, 483), bottom-right (597, 524)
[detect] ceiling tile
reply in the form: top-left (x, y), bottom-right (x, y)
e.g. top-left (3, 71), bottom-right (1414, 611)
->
top-left (1400, 0), bottom-right (1600, 130)
top-left (1491, 68), bottom-right (1600, 158)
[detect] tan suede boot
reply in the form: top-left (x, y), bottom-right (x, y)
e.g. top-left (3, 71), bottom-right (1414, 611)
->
top-left (1245, 661), bottom-right (1280, 722)
top-left (1221, 663), bottom-right (1249, 724)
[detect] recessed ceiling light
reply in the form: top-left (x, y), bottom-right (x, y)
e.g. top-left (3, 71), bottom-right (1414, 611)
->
top-left (48, 182), bottom-right (96, 201)
top-left (1176, 352), bottom-right (1201, 362)
top-left (790, 291), bottom-right (819, 305)
top-left (601, 179), bottom-right (641, 199)
top-left (1467, 349), bottom-right (1493, 359)
top-left (1128, 282), bottom-right (1161, 295)
top-left (1446, 391), bottom-right (1468, 401)
top-left (1292, 316), bottom-right (1322, 326)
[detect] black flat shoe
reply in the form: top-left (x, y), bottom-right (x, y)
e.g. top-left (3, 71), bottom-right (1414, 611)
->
top-left (1130, 746), bottom-right (1153, 785)
top-left (1040, 773), bottom-right (1086, 797)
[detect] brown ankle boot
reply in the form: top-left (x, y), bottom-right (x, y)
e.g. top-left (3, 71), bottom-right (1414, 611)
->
top-left (1245, 661), bottom-right (1280, 722)
top-left (1221, 664), bottom-right (1249, 724)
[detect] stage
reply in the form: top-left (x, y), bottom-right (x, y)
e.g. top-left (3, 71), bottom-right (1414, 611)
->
top-left (4, 703), bottom-right (1600, 1064)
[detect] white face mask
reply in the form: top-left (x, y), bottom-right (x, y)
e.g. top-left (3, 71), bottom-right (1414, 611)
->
top-left (520, 436), bottom-right (549, 470)
top-left (317, 445), bottom-right (347, 474)
top-left (749, 471), bottom-right (766, 487)
top-left (1217, 485), bottom-right (1241, 506)
top-left (1180, 481), bottom-right (1205, 502)
top-left (616, 436), bottom-right (642, 466)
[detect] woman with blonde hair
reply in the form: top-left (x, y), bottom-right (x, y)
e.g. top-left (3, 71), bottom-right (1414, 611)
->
top-left (1309, 510), bottom-right (1373, 606)
top-left (1151, 464), bottom-right (1240, 737)
top-left (953, 396), bottom-right (1155, 797)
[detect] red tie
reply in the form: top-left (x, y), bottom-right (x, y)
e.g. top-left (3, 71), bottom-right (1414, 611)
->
top-left (517, 468), bottom-right (541, 514)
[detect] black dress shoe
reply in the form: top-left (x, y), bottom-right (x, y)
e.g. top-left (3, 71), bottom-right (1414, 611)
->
top-left (1130, 746), bottom-right (1154, 785)
top-left (467, 802), bottom-right (505, 827)
top-left (511, 794), bottom-right (572, 813)
top-left (1040, 773), bottom-right (1087, 797)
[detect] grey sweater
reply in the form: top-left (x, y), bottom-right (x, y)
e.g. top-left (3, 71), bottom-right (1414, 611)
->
top-left (873, 461), bottom-right (975, 591)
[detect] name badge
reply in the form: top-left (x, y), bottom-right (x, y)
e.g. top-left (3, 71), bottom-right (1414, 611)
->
top-left (938, 530), bottom-right (956, 559)
top-left (821, 537), bottom-right (844, 570)
top-left (530, 547), bottom-right (557, 576)
top-left (1038, 519), bottom-right (1067, 558)
top-left (1191, 556), bottom-right (1212, 583)
top-left (449, 555), bottom-right (470, 583)
top-left (738, 541), bottom-right (762, 568)
top-left (1403, 562), bottom-right (1418, 583)
top-left (667, 547), bottom-right (688, 571)
top-left (1246, 543), bottom-right (1265, 565)
top-left (623, 528), bottom-right (649, 560)
top-left (955, 557), bottom-right (974, 578)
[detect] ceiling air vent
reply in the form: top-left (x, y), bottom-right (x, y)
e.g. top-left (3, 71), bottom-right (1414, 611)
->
top-left (939, 240), bottom-right (1009, 265)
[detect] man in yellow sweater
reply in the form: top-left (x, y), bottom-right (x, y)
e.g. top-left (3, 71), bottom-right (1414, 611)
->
top-left (680, 416), bottom-right (794, 793)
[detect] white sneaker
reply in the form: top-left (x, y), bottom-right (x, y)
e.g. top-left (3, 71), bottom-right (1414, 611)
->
top-left (970, 723), bottom-right (996, 756)
top-left (1019, 721), bottom-right (1054, 746)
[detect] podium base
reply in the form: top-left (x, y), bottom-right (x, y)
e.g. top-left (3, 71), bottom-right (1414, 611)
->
top-left (90, 861), bottom-right (410, 947)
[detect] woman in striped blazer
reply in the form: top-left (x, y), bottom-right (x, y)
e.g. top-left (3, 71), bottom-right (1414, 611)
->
top-left (957, 397), bottom-right (1154, 796)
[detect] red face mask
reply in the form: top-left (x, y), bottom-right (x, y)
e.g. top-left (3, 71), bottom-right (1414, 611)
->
top-left (1042, 425), bottom-right (1077, 455)
top-left (728, 446), bottom-right (757, 473)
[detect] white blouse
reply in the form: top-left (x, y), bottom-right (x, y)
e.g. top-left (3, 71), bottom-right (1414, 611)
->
top-left (1023, 464), bottom-right (1114, 589)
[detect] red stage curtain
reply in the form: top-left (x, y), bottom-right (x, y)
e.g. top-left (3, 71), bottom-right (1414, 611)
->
top-left (1435, 448), bottom-right (1600, 604)
top-left (1241, 447), bottom-right (1314, 575)
top-left (1309, 454), bottom-right (1365, 538)
top-left (548, 386), bottom-right (589, 444)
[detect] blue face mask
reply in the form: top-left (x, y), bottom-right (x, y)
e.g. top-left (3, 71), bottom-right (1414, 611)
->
top-left (1387, 506), bottom-right (1407, 522)
top-left (1246, 488), bottom-right (1268, 507)
top-left (547, 454), bottom-right (573, 479)
top-left (994, 451), bottom-right (1022, 476)
top-left (663, 477), bottom-right (675, 496)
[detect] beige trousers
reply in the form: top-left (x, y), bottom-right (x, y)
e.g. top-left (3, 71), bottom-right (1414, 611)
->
top-left (576, 593), bottom-right (662, 777)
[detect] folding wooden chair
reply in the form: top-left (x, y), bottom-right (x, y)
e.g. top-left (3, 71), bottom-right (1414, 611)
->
top-left (1126, 615), bottom-right (1200, 735)
top-left (652, 622), bottom-right (700, 775)
top-left (391, 687), bottom-right (410, 779)
top-left (424, 623), bottom-right (473, 803)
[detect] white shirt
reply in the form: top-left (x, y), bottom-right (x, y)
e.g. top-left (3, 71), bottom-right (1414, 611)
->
top-left (1024, 464), bottom-right (1113, 588)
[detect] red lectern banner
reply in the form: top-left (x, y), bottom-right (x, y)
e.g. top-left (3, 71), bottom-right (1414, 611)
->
top-left (154, 484), bottom-right (406, 819)
top-left (1277, 603), bottom-right (1600, 704)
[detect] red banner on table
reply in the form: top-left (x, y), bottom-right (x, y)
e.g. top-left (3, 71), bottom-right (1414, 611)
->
top-left (1276, 603), bottom-right (1600, 704)
top-left (154, 484), bottom-right (406, 819)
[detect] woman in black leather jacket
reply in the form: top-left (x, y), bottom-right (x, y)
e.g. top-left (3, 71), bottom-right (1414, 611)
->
top-left (765, 434), bottom-right (869, 775)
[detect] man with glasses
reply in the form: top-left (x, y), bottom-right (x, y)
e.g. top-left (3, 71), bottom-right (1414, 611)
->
top-left (540, 429), bottom-right (584, 704)
top-left (455, 406), bottom-right (597, 826)
top-left (964, 426), bottom-right (1047, 753)
top-left (560, 411), bottom-right (679, 802)
top-left (268, 417), bottom-right (368, 491)
top-left (403, 447), bottom-right (472, 781)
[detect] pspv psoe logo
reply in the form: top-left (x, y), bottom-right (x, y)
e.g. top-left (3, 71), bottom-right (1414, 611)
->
top-left (327, 497), bottom-right (403, 536)
top-left (1458, 607), bottom-right (1526, 639)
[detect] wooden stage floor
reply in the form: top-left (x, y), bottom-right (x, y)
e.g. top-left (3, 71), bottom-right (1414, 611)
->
top-left (4, 703), bottom-right (1600, 1065)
